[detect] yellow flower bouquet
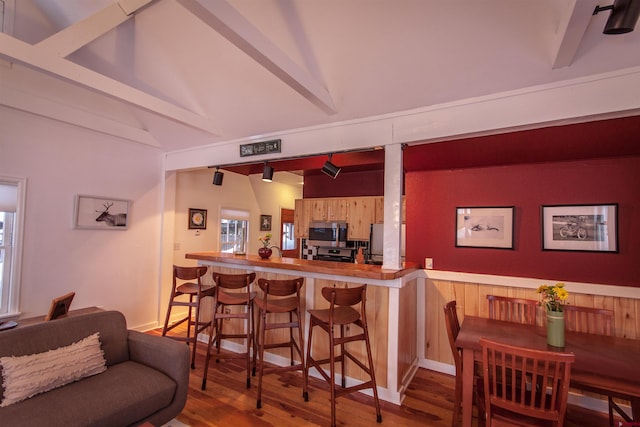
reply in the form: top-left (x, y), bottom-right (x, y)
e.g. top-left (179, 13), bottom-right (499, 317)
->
top-left (258, 233), bottom-right (272, 248)
top-left (537, 282), bottom-right (569, 312)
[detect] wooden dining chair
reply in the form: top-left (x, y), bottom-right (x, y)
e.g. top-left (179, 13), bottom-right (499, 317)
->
top-left (479, 337), bottom-right (575, 427)
top-left (487, 295), bottom-right (538, 326)
top-left (443, 301), bottom-right (463, 426)
top-left (563, 305), bottom-right (629, 426)
top-left (563, 305), bottom-right (613, 336)
top-left (202, 272), bottom-right (257, 390)
top-left (254, 277), bottom-right (307, 409)
top-left (303, 284), bottom-right (381, 427)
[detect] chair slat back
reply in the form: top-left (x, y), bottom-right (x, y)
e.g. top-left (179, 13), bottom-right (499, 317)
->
top-left (321, 285), bottom-right (365, 307)
top-left (487, 295), bottom-right (538, 325)
top-left (564, 305), bottom-right (613, 336)
top-left (443, 301), bottom-right (462, 369)
top-left (257, 277), bottom-right (304, 296)
top-left (213, 272), bottom-right (256, 290)
top-left (480, 338), bottom-right (575, 426)
top-left (174, 265), bottom-right (208, 281)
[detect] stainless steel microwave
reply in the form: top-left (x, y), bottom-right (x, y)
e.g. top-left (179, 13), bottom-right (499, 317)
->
top-left (308, 221), bottom-right (348, 247)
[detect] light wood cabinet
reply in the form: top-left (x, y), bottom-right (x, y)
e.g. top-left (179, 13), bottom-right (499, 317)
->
top-left (346, 197), bottom-right (377, 240)
top-left (374, 196), bottom-right (406, 223)
top-left (294, 196), bottom-right (381, 241)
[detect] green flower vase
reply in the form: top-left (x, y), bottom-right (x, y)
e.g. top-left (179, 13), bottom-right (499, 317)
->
top-left (546, 310), bottom-right (565, 348)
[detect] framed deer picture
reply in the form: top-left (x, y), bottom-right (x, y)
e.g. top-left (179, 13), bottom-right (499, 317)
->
top-left (74, 195), bottom-right (130, 230)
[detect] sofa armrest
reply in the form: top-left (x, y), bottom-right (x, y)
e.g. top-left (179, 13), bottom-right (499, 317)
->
top-left (127, 330), bottom-right (190, 423)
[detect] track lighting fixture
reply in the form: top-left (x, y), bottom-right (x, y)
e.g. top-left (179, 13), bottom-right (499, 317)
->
top-left (262, 162), bottom-right (274, 182)
top-left (321, 154), bottom-right (341, 179)
top-left (594, 0), bottom-right (640, 34)
top-left (212, 167), bottom-right (224, 186)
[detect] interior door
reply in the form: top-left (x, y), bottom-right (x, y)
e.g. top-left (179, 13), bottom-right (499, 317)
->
top-left (280, 208), bottom-right (298, 258)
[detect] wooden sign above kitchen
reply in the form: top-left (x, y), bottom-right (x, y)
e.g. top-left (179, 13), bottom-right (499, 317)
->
top-left (239, 139), bottom-right (281, 157)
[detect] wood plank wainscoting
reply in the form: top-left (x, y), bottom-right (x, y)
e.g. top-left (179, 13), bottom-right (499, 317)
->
top-left (422, 272), bottom-right (640, 416)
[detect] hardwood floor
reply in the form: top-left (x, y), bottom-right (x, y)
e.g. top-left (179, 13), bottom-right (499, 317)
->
top-left (150, 328), bottom-right (615, 426)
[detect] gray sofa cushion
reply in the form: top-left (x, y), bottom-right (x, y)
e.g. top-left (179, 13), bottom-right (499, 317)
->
top-left (0, 311), bottom-right (129, 366)
top-left (0, 361), bottom-right (176, 427)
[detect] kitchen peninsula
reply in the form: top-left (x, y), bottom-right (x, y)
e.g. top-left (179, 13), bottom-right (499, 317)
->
top-left (185, 251), bottom-right (422, 404)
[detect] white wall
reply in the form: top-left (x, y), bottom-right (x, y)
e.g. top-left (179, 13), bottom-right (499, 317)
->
top-left (0, 107), bottom-right (164, 329)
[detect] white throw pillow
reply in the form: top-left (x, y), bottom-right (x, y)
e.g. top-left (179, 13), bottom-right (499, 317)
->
top-left (0, 332), bottom-right (107, 407)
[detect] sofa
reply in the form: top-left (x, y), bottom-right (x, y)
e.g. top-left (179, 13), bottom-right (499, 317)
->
top-left (0, 310), bottom-right (190, 427)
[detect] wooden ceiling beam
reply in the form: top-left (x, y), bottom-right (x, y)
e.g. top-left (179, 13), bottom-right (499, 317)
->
top-left (176, 0), bottom-right (337, 115)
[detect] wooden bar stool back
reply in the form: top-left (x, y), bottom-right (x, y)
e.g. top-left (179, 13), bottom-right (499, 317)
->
top-left (254, 277), bottom-right (306, 409)
top-left (162, 265), bottom-right (214, 369)
top-left (487, 295), bottom-right (539, 326)
top-left (303, 284), bottom-right (382, 427)
top-left (202, 272), bottom-right (257, 390)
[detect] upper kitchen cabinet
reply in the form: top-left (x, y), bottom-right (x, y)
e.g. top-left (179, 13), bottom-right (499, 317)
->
top-left (294, 196), bottom-right (385, 241)
top-left (374, 196), bottom-right (406, 223)
top-left (346, 197), bottom-right (378, 240)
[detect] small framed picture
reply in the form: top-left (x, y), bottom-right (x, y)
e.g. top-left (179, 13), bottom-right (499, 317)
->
top-left (45, 292), bottom-right (75, 321)
top-left (74, 195), bottom-right (130, 229)
top-left (541, 203), bottom-right (618, 252)
top-left (260, 214), bottom-right (272, 231)
top-left (456, 206), bottom-right (515, 249)
top-left (189, 208), bottom-right (207, 230)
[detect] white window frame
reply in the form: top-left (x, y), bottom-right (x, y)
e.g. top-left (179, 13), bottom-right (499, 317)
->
top-left (0, 176), bottom-right (25, 318)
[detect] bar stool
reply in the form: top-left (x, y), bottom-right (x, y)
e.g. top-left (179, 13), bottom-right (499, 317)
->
top-left (303, 284), bottom-right (381, 427)
top-left (202, 272), bottom-right (256, 390)
top-left (162, 265), bottom-right (214, 369)
top-left (254, 277), bottom-right (306, 409)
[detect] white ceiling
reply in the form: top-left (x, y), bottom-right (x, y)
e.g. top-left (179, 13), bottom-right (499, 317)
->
top-left (2, 0), bottom-right (640, 153)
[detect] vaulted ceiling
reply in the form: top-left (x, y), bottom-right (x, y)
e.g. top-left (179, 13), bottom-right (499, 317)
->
top-left (2, 0), bottom-right (640, 171)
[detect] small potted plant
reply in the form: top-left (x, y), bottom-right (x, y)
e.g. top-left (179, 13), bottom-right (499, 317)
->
top-left (537, 282), bottom-right (569, 347)
top-left (258, 233), bottom-right (273, 259)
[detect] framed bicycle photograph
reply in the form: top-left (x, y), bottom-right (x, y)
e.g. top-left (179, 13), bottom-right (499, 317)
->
top-left (541, 203), bottom-right (618, 252)
top-left (455, 206), bottom-right (515, 249)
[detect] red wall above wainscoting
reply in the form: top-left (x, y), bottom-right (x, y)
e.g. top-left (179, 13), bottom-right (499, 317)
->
top-left (405, 156), bottom-right (640, 287)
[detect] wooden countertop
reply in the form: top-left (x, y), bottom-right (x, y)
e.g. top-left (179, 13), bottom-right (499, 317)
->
top-left (185, 251), bottom-right (420, 281)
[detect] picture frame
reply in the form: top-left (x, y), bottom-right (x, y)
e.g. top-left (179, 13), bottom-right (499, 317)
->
top-left (45, 292), bottom-right (75, 321)
top-left (541, 203), bottom-right (618, 252)
top-left (74, 195), bottom-right (130, 229)
top-left (260, 214), bottom-right (272, 231)
top-left (188, 208), bottom-right (207, 230)
top-left (456, 206), bottom-right (515, 249)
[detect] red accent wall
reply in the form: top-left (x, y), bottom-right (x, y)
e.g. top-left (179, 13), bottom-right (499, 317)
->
top-left (405, 157), bottom-right (640, 287)
top-left (303, 169), bottom-right (384, 198)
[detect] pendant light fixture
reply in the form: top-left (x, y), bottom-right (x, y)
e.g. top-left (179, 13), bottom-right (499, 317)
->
top-left (321, 154), bottom-right (341, 179)
top-left (212, 167), bottom-right (224, 186)
top-left (594, 0), bottom-right (640, 34)
top-left (262, 162), bottom-right (274, 182)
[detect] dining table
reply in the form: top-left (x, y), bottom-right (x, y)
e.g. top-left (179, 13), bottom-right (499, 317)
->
top-left (455, 315), bottom-right (640, 427)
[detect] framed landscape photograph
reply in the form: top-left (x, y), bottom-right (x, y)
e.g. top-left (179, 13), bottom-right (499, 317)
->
top-left (74, 195), bottom-right (130, 229)
top-left (456, 206), bottom-right (515, 249)
top-left (541, 203), bottom-right (618, 252)
top-left (188, 208), bottom-right (207, 230)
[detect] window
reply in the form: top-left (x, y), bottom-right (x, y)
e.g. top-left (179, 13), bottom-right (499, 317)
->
top-left (0, 177), bottom-right (25, 317)
top-left (220, 208), bottom-right (249, 254)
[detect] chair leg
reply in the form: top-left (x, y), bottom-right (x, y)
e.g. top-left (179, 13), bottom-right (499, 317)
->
top-left (452, 373), bottom-right (462, 427)
top-left (162, 294), bottom-right (173, 336)
top-left (339, 324), bottom-right (346, 388)
top-left (329, 324), bottom-right (337, 427)
top-left (296, 310), bottom-right (308, 400)
top-left (303, 319), bottom-right (314, 402)
top-left (190, 296), bottom-right (200, 369)
top-left (363, 324), bottom-right (382, 423)
top-left (256, 307), bottom-right (266, 409)
top-left (245, 304), bottom-right (252, 389)
top-left (201, 316), bottom-right (215, 390)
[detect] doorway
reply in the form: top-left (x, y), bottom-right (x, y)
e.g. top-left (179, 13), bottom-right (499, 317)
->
top-left (280, 208), bottom-right (298, 258)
